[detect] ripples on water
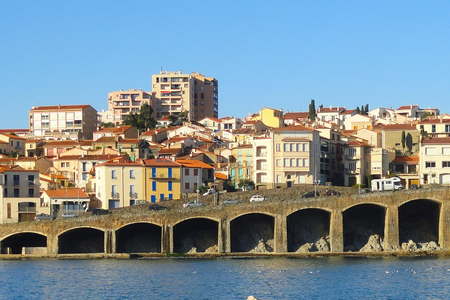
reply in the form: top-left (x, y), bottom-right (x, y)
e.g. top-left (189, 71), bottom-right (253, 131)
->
top-left (1, 257), bottom-right (450, 300)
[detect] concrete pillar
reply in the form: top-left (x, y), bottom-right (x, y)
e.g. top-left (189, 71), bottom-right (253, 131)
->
top-left (439, 202), bottom-right (450, 249)
top-left (384, 205), bottom-right (399, 250)
top-left (330, 210), bottom-right (343, 252)
top-left (274, 215), bottom-right (287, 253)
top-left (225, 220), bottom-right (231, 253)
top-left (217, 219), bottom-right (224, 253)
top-left (104, 230), bottom-right (112, 254)
top-left (48, 234), bottom-right (58, 255)
top-left (168, 225), bottom-right (174, 254)
top-left (110, 230), bottom-right (116, 254)
top-left (161, 225), bottom-right (170, 254)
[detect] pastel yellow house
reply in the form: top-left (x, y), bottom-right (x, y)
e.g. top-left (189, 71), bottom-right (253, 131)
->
top-left (95, 158), bottom-right (146, 209)
top-left (251, 108), bottom-right (284, 128)
top-left (144, 159), bottom-right (181, 202)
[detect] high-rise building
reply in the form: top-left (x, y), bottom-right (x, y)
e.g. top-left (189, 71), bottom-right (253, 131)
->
top-left (151, 71), bottom-right (218, 121)
top-left (29, 105), bottom-right (98, 140)
top-left (107, 89), bottom-right (155, 125)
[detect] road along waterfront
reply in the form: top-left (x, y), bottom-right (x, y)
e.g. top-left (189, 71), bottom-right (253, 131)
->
top-left (1, 257), bottom-right (450, 299)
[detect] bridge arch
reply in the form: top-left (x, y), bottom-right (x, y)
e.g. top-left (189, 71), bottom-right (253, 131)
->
top-left (116, 222), bottom-right (162, 253)
top-left (58, 226), bottom-right (105, 254)
top-left (342, 201), bottom-right (388, 212)
top-left (343, 203), bottom-right (386, 252)
top-left (230, 212), bottom-right (275, 253)
top-left (287, 208), bottom-right (331, 252)
top-left (398, 198), bottom-right (441, 250)
top-left (0, 232), bottom-right (47, 254)
top-left (173, 217), bottom-right (219, 253)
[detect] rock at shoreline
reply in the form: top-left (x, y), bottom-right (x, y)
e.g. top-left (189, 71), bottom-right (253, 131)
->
top-left (359, 234), bottom-right (383, 252)
top-left (247, 296), bottom-right (259, 300)
top-left (401, 240), bottom-right (440, 252)
top-left (295, 236), bottom-right (330, 253)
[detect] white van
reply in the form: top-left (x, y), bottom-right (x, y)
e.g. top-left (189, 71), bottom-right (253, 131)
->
top-left (371, 177), bottom-right (403, 192)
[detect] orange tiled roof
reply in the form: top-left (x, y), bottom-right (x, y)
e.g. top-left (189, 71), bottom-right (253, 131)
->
top-left (176, 159), bottom-right (214, 169)
top-left (143, 159), bottom-right (181, 167)
top-left (31, 105), bottom-right (92, 111)
top-left (397, 105), bottom-right (419, 110)
top-left (215, 173), bottom-right (228, 180)
top-left (393, 156), bottom-right (419, 163)
top-left (422, 137), bottom-right (450, 144)
top-left (272, 125), bottom-right (314, 132)
top-left (284, 112), bottom-right (309, 119)
top-left (44, 188), bottom-right (89, 199)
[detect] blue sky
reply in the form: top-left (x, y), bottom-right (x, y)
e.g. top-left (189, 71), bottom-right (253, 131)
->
top-left (1, 1), bottom-right (450, 128)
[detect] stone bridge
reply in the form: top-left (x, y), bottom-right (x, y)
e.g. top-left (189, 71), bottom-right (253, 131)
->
top-left (1, 188), bottom-right (450, 255)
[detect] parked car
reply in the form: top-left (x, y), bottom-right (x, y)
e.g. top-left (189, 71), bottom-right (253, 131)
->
top-left (324, 189), bottom-right (341, 196)
top-left (223, 199), bottom-right (239, 205)
top-left (301, 191), bottom-right (320, 198)
top-left (92, 208), bottom-right (110, 216)
top-left (202, 188), bottom-right (216, 196)
top-left (35, 213), bottom-right (53, 221)
top-left (183, 201), bottom-right (204, 208)
top-left (148, 204), bottom-right (168, 211)
top-left (249, 194), bottom-right (265, 202)
top-left (358, 188), bottom-right (371, 194)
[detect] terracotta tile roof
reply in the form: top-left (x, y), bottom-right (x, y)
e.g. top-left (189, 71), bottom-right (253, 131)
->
top-left (158, 148), bottom-right (182, 155)
top-left (94, 136), bottom-right (116, 143)
top-left (176, 159), bottom-right (214, 169)
top-left (143, 159), bottom-right (181, 167)
top-left (283, 112), bottom-right (309, 119)
top-left (54, 154), bottom-right (122, 161)
top-left (342, 110), bottom-right (356, 115)
top-left (31, 105), bottom-right (93, 111)
top-left (215, 173), bottom-right (228, 180)
top-left (397, 105), bottom-right (419, 110)
top-left (94, 126), bottom-right (132, 134)
top-left (44, 188), bottom-right (89, 199)
top-left (0, 166), bottom-right (38, 173)
top-left (377, 124), bottom-right (417, 131)
top-left (393, 156), bottom-right (419, 163)
top-left (419, 118), bottom-right (450, 124)
top-left (96, 157), bottom-right (143, 167)
top-left (43, 140), bottom-right (81, 147)
top-left (0, 129), bottom-right (29, 133)
top-left (422, 137), bottom-right (450, 144)
top-left (119, 139), bottom-right (139, 144)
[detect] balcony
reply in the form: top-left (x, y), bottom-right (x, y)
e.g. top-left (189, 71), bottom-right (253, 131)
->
top-left (129, 192), bottom-right (138, 199)
top-left (111, 193), bottom-right (120, 199)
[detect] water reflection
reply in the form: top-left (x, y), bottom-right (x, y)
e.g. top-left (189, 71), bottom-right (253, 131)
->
top-left (0, 257), bottom-right (450, 299)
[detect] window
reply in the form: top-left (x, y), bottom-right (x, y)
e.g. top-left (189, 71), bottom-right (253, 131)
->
top-left (82, 173), bottom-right (88, 181)
top-left (152, 167), bottom-right (156, 178)
top-left (185, 168), bottom-right (190, 176)
top-left (443, 161), bottom-right (450, 168)
top-left (283, 143), bottom-right (289, 152)
top-left (290, 144), bottom-right (295, 152)
top-left (82, 162), bottom-right (87, 172)
top-left (284, 158), bottom-right (290, 167)
top-left (3, 188), bottom-right (7, 197)
top-left (152, 181), bottom-right (157, 191)
top-left (7, 203), bottom-right (11, 219)
top-left (168, 194), bottom-right (173, 200)
top-left (14, 188), bottom-right (19, 197)
top-left (28, 189), bottom-right (34, 197)
top-left (111, 185), bottom-right (117, 196)
top-left (425, 161), bottom-right (436, 168)
top-left (28, 175), bottom-right (35, 185)
top-left (193, 169), bottom-right (198, 176)
top-left (276, 144), bottom-right (280, 152)
top-left (446, 125), bottom-right (450, 133)
top-left (130, 184), bottom-right (135, 195)
top-left (168, 168), bottom-right (173, 178)
top-left (13, 175), bottom-right (20, 185)
top-left (432, 125), bottom-right (436, 133)
top-left (111, 170), bottom-right (117, 179)
top-left (168, 181), bottom-right (173, 191)
top-left (129, 169), bottom-right (135, 179)
top-left (291, 158), bottom-right (296, 167)
top-left (185, 182), bottom-right (190, 189)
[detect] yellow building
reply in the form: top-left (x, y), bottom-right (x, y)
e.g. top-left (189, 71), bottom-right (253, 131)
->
top-left (252, 107), bottom-right (284, 128)
top-left (95, 158), bottom-right (146, 209)
top-left (378, 124), bottom-right (420, 154)
top-left (144, 159), bottom-right (181, 202)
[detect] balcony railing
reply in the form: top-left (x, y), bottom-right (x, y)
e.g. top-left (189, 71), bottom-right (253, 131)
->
top-left (111, 193), bottom-right (120, 199)
top-left (129, 192), bottom-right (138, 199)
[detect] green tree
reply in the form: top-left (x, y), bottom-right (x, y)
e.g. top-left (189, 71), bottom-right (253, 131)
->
top-left (123, 103), bottom-right (157, 133)
top-left (401, 130), bottom-right (406, 150)
top-left (364, 104), bottom-right (369, 114)
top-left (355, 107), bottom-right (361, 114)
top-left (405, 133), bottom-right (413, 153)
top-left (308, 99), bottom-right (317, 121)
top-left (168, 111), bottom-right (189, 126)
top-left (101, 122), bottom-right (115, 128)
